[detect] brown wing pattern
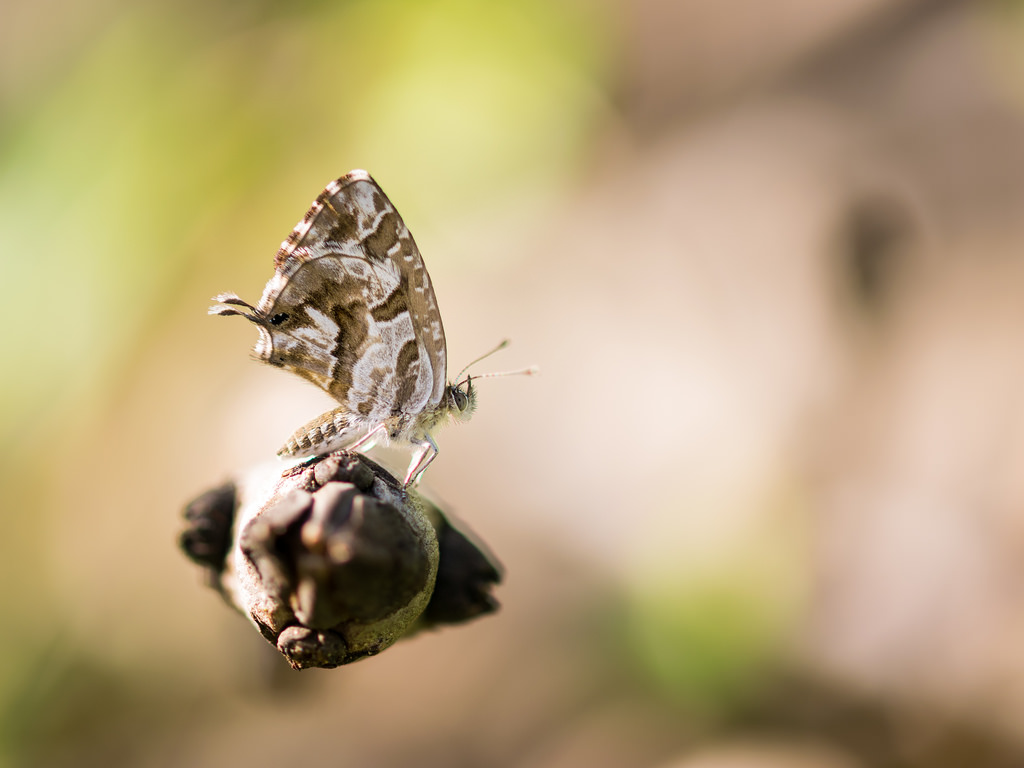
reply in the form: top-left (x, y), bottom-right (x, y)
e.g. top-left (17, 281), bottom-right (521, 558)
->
top-left (250, 172), bottom-right (447, 424)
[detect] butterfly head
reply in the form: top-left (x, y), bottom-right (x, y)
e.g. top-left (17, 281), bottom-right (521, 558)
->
top-left (446, 376), bottom-right (477, 422)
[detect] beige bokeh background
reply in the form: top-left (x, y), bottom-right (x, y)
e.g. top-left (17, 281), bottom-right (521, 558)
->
top-left (4, 0), bottom-right (1024, 766)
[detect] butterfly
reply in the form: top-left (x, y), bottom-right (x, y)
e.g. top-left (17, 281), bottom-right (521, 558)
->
top-left (211, 170), bottom-right (491, 487)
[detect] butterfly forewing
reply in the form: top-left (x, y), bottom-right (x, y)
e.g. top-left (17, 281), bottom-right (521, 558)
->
top-left (252, 172), bottom-right (447, 423)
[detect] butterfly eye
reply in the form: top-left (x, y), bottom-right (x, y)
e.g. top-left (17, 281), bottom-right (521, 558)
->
top-left (452, 388), bottom-right (468, 412)
top-left (269, 313), bottom-right (289, 326)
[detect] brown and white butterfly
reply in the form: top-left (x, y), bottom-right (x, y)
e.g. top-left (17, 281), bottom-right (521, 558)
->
top-left (211, 170), bottom-right (504, 487)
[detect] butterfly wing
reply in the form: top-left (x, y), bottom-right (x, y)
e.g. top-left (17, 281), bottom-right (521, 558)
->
top-left (247, 171), bottom-right (447, 425)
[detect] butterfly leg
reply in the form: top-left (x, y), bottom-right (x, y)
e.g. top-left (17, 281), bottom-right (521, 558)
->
top-left (350, 422), bottom-right (387, 452)
top-left (404, 434), bottom-right (439, 487)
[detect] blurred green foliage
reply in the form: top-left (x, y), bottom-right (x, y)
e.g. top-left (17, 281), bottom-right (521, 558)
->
top-left (625, 578), bottom-right (786, 716)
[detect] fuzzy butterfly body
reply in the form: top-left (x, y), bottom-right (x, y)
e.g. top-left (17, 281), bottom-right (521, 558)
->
top-left (211, 170), bottom-right (476, 486)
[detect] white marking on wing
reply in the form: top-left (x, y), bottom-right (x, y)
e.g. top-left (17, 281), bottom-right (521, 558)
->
top-left (304, 306), bottom-right (340, 340)
top-left (291, 324), bottom-right (332, 349)
top-left (345, 309), bottom-right (436, 420)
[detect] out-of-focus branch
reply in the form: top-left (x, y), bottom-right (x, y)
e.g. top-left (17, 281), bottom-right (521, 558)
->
top-left (179, 453), bottom-right (501, 670)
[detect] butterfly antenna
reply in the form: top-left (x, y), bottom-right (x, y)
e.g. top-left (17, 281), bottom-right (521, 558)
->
top-left (455, 339), bottom-right (510, 383)
top-left (459, 366), bottom-right (539, 388)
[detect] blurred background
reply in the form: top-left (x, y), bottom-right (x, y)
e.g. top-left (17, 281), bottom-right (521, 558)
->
top-left (4, 0), bottom-right (1024, 765)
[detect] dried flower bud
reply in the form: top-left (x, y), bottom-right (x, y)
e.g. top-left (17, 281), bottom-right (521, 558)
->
top-left (180, 453), bottom-right (501, 669)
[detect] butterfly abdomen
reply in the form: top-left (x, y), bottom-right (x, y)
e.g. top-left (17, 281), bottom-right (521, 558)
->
top-left (278, 406), bottom-right (362, 458)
